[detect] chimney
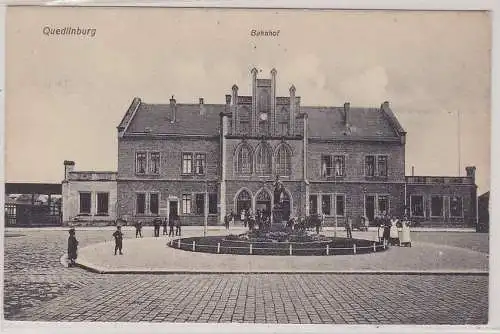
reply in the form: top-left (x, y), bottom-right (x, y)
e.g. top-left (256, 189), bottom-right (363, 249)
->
top-left (199, 97), bottom-right (204, 105)
top-left (466, 166), bottom-right (476, 181)
top-left (344, 102), bottom-right (351, 127)
top-left (225, 94), bottom-right (231, 105)
top-left (170, 95), bottom-right (176, 123)
top-left (382, 101), bottom-right (390, 109)
top-left (64, 160), bottom-right (75, 181)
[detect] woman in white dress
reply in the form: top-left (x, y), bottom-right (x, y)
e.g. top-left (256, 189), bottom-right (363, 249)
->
top-left (389, 217), bottom-right (399, 245)
top-left (399, 220), bottom-right (412, 247)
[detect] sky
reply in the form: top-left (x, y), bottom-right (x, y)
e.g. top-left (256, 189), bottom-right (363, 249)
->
top-left (5, 7), bottom-right (491, 193)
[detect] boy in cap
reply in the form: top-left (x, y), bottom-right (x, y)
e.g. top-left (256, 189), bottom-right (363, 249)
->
top-left (67, 227), bottom-right (78, 267)
top-left (113, 225), bottom-right (124, 255)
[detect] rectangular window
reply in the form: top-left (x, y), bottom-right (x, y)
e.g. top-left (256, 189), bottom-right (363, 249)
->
top-left (336, 195), bottom-right (345, 216)
top-left (136, 193), bottom-right (146, 215)
top-left (309, 195), bottom-right (318, 215)
top-left (79, 192), bottom-right (91, 214)
top-left (182, 153), bottom-right (193, 174)
top-left (208, 193), bottom-right (218, 214)
top-left (195, 194), bottom-right (205, 215)
top-left (96, 192), bottom-right (109, 215)
top-left (377, 156), bottom-right (388, 177)
top-left (431, 196), bottom-right (444, 217)
top-left (365, 156), bottom-right (375, 177)
top-left (278, 122), bottom-right (289, 136)
top-left (378, 195), bottom-right (389, 215)
top-left (150, 193), bottom-right (159, 215)
top-left (321, 195), bottom-right (331, 215)
top-left (450, 196), bottom-right (463, 217)
top-left (240, 121), bottom-right (249, 134)
top-left (182, 194), bottom-right (191, 214)
top-left (149, 152), bottom-right (160, 174)
top-left (136, 152), bottom-right (147, 174)
top-left (411, 195), bottom-right (424, 217)
top-left (333, 155), bottom-right (345, 177)
top-left (321, 155), bottom-right (333, 177)
top-left (195, 153), bottom-right (206, 175)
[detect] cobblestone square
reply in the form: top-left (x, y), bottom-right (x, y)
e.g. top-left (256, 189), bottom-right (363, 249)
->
top-left (3, 228), bottom-right (489, 324)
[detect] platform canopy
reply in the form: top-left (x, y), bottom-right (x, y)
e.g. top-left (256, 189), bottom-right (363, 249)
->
top-left (5, 183), bottom-right (62, 195)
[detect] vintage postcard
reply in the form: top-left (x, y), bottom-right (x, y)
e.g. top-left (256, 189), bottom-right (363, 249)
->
top-left (2, 4), bottom-right (494, 330)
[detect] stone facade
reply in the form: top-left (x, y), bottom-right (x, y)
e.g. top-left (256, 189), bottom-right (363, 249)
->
top-left (113, 68), bottom-right (478, 227)
top-left (62, 161), bottom-right (117, 226)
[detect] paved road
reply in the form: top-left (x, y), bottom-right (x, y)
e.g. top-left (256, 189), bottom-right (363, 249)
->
top-left (4, 229), bottom-right (489, 324)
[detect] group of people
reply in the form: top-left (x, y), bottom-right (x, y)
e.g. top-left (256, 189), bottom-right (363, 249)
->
top-left (224, 209), bottom-right (273, 232)
top-left (134, 214), bottom-right (182, 238)
top-left (376, 213), bottom-right (412, 246)
top-left (66, 215), bottom-right (185, 266)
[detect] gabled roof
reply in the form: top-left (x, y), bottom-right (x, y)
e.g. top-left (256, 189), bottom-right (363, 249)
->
top-left (305, 105), bottom-right (403, 139)
top-left (124, 102), bottom-right (224, 136)
top-left (120, 98), bottom-right (405, 140)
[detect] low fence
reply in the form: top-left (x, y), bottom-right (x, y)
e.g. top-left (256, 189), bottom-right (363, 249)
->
top-left (169, 238), bottom-right (388, 256)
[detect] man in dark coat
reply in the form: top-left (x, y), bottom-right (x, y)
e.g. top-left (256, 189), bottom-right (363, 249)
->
top-left (169, 214), bottom-right (176, 237)
top-left (113, 225), bottom-right (123, 255)
top-left (162, 217), bottom-right (168, 235)
top-left (153, 217), bottom-right (161, 237)
top-left (135, 220), bottom-right (143, 238)
top-left (67, 228), bottom-right (78, 267)
top-left (175, 215), bottom-right (182, 236)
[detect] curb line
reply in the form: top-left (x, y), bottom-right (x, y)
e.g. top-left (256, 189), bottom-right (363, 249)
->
top-left (72, 260), bottom-right (489, 276)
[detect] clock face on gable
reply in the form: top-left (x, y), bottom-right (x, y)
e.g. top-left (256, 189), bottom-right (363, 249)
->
top-left (259, 112), bottom-right (268, 121)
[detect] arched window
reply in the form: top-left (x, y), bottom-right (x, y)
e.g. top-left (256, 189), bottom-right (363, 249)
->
top-left (275, 144), bottom-right (292, 176)
top-left (236, 143), bottom-right (252, 175)
top-left (239, 107), bottom-right (250, 135)
top-left (255, 142), bottom-right (272, 175)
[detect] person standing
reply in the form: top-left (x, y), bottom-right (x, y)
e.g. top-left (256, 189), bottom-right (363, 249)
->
top-left (162, 217), bottom-right (168, 236)
top-left (67, 228), bottom-right (78, 267)
top-left (153, 217), bottom-right (161, 237)
top-left (345, 217), bottom-right (353, 239)
top-left (113, 225), bottom-right (123, 255)
top-left (169, 214), bottom-right (176, 237)
top-left (241, 209), bottom-right (247, 228)
top-left (135, 220), bottom-right (143, 238)
top-left (224, 214), bottom-right (230, 231)
top-left (175, 215), bottom-right (182, 236)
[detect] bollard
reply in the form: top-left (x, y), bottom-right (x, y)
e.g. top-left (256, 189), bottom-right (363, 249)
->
top-left (217, 242), bottom-right (220, 254)
top-left (326, 244), bottom-right (329, 255)
top-left (373, 242), bottom-right (376, 252)
top-left (250, 243), bottom-right (253, 255)
top-left (353, 244), bottom-right (357, 254)
top-left (289, 244), bottom-right (292, 256)
top-left (178, 239), bottom-right (181, 248)
top-left (192, 241), bottom-right (196, 252)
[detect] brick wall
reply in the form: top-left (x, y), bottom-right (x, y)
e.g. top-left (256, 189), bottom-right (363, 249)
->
top-left (117, 180), bottom-right (219, 226)
top-left (225, 138), bottom-right (303, 181)
top-left (406, 184), bottom-right (476, 224)
top-left (118, 137), bottom-right (220, 180)
top-left (309, 182), bottom-right (405, 226)
top-left (307, 141), bottom-right (405, 182)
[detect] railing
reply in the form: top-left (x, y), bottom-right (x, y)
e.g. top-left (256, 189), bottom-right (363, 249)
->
top-left (405, 176), bottom-right (473, 185)
top-left (169, 238), bottom-right (388, 256)
top-left (68, 171), bottom-right (117, 181)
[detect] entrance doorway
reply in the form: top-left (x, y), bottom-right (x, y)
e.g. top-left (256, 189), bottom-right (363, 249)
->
top-left (365, 195), bottom-right (375, 222)
top-left (169, 200), bottom-right (178, 217)
top-left (236, 190), bottom-right (252, 220)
